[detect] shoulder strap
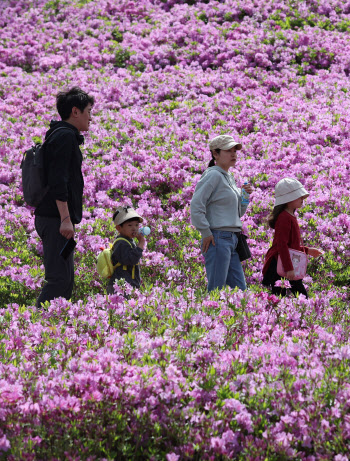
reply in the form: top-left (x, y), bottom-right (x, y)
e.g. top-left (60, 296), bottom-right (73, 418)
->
top-left (42, 126), bottom-right (75, 147)
top-left (220, 171), bottom-right (242, 216)
top-left (113, 236), bottom-right (133, 247)
top-left (30, 127), bottom-right (76, 176)
top-left (220, 171), bottom-right (236, 188)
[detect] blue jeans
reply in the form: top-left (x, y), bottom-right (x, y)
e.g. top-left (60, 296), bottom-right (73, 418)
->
top-left (202, 230), bottom-right (246, 292)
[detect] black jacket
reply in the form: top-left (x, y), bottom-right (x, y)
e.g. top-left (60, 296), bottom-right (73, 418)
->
top-left (35, 120), bottom-right (84, 224)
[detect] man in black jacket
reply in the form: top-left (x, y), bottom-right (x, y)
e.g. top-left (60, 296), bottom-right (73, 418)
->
top-left (35, 87), bottom-right (94, 307)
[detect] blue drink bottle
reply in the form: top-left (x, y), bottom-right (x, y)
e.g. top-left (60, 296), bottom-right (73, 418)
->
top-left (241, 180), bottom-right (249, 205)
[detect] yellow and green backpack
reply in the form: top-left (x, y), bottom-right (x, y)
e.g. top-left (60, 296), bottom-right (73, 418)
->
top-left (96, 237), bottom-right (137, 279)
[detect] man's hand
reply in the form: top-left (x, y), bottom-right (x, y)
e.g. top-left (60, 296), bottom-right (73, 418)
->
top-left (56, 201), bottom-right (74, 239)
top-left (202, 235), bottom-right (215, 253)
top-left (60, 219), bottom-right (74, 239)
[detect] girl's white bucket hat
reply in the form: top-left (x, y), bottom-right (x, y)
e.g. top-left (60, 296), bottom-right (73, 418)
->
top-left (275, 178), bottom-right (309, 206)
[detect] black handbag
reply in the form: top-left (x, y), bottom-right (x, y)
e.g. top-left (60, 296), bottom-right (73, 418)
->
top-left (236, 233), bottom-right (251, 262)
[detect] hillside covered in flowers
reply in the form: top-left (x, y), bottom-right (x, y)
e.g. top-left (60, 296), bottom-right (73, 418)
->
top-left (0, 0), bottom-right (350, 459)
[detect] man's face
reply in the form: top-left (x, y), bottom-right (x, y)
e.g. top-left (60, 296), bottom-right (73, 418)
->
top-left (73, 103), bottom-right (92, 132)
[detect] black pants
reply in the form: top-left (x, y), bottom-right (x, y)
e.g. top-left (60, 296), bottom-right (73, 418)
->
top-left (262, 257), bottom-right (308, 298)
top-left (35, 216), bottom-right (74, 307)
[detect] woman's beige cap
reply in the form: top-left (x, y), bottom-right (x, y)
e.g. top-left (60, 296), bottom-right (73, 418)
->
top-left (275, 178), bottom-right (309, 206)
top-left (113, 206), bottom-right (143, 225)
top-left (209, 135), bottom-right (242, 151)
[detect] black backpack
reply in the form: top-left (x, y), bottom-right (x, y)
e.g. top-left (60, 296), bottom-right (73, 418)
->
top-left (20, 127), bottom-right (73, 207)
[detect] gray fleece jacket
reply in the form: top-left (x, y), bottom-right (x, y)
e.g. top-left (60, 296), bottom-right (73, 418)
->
top-left (190, 166), bottom-right (248, 238)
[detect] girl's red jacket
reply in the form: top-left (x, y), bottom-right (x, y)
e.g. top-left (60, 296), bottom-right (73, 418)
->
top-left (262, 210), bottom-right (308, 274)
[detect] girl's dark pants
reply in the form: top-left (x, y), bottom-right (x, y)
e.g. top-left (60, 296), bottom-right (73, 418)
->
top-left (262, 257), bottom-right (308, 298)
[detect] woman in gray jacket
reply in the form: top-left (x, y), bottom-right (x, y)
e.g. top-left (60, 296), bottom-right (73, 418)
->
top-left (190, 135), bottom-right (253, 292)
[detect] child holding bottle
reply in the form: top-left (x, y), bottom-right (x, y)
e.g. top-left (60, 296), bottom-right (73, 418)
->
top-left (106, 206), bottom-right (146, 294)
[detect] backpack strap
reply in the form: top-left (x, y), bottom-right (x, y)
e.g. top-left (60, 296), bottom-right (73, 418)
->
top-left (111, 237), bottom-right (137, 279)
top-left (31, 127), bottom-right (76, 170)
top-left (112, 237), bottom-right (133, 248)
top-left (22, 127), bottom-right (76, 168)
top-left (43, 126), bottom-right (76, 147)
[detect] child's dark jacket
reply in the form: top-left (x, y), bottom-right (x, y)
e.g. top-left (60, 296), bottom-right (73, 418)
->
top-left (107, 237), bottom-right (143, 290)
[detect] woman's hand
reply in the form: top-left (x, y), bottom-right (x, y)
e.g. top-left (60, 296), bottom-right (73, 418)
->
top-left (242, 183), bottom-right (254, 194)
top-left (286, 269), bottom-right (296, 280)
top-left (307, 248), bottom-right (324, 257)
top-left (202, 235), bottom-right (215, 253)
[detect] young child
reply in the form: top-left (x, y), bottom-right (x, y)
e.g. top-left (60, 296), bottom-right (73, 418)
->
top-left (262, 178), bottom-right (323, 298)
top-left (106, 206), bottom-right (145, 294)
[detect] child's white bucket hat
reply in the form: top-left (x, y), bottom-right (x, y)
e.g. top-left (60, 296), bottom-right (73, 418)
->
top-left (113, 206), bottom-right (143, 225)
top-left (275, 178), bottom-right (309, 206)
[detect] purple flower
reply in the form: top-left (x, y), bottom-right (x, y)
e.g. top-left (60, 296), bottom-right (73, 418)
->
top-left (166, 454), bottom-right (180, 461)
top-left (0, 435), bottom-right (10, 452)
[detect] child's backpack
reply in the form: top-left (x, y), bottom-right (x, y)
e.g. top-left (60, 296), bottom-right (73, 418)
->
top-left (96, 237), bottom-right (136, 279)
top-left (20, 127), bottom-right (73, 207)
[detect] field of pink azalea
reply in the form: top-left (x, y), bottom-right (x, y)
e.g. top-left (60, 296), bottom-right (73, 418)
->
top-left (0, 0), bottom-right (350, 459)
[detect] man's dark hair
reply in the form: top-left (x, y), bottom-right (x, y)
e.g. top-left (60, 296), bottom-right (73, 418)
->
top-left (56, 87), bottom-right (95, 120)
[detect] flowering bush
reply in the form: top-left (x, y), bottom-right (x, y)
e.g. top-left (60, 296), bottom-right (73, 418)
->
top-left (0, 0), bottom-right (349, 459)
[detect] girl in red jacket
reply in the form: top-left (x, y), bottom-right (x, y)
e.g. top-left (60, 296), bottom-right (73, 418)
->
top-left (262, 178), bottom-right (323, 298)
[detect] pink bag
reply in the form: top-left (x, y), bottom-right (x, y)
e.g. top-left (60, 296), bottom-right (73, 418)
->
top-left (277, 249), bottom-right (308, 280)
